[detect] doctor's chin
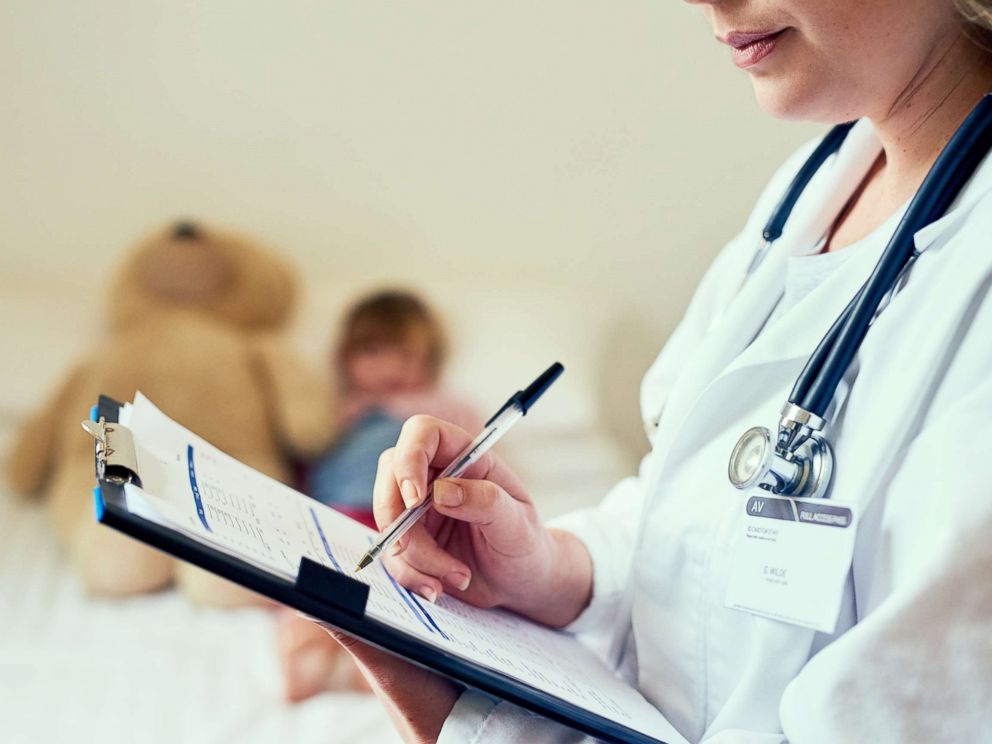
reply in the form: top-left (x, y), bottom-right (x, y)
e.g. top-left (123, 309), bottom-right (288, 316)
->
top-left (3, 2), bottom-right (991, 743)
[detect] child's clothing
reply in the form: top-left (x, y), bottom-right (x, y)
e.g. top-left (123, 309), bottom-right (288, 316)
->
top-left (308, 392), bottom-right (479, 526)
top-left (309, 409), bottom-right (401, 526)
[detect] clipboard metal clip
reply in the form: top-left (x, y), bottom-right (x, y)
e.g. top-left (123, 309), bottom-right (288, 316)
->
top-left (81, 417), bottom-right (140, 486)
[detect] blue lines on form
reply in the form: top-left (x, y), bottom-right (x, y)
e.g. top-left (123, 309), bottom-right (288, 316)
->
top-left (186, 445), bottom-right (211, 532)
top-left (368, 537), bottom-right (447, 639)
top-left (404, 588), bottom-right (449, 640)
top-left (309, 507), bottom-right (342, 572)
top-left (380, 561), bottom-right (434, 634)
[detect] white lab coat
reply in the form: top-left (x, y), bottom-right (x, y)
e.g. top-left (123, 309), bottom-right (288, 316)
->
top-left (437, 118), bottom-right (992, 744)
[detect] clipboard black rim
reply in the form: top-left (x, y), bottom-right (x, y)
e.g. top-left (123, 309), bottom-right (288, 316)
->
top-left (93, 396), bottom-right (669, 744)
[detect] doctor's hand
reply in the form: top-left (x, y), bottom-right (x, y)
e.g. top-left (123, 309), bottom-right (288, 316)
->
top-left (326, 626), bottom-right (460, 744)
top-left (373, 415), bottom-right (593, 628)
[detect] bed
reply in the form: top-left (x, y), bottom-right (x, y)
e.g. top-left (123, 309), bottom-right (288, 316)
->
top-left (0, 274), bottom-right (640, 744)
top-left (0, 442), bottom-right (400, 744)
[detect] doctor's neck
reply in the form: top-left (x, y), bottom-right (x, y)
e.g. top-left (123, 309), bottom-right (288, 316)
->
top-left (869, 30), bottom-right (992, 194)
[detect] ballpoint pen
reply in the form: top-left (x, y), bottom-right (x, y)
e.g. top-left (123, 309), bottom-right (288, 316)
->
top-left (353, 361), bottom-right (564, 572)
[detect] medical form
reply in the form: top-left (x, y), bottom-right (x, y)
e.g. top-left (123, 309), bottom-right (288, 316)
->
top-left (114, 394), bottom-right (687, 744)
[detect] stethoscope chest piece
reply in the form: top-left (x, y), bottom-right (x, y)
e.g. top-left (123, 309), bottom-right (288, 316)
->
top-left (726, 94), bottom-right (992, 502)
top-left (728, 424), bottom-right (833, 499)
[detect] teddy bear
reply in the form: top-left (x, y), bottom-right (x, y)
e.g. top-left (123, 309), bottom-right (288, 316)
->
top-left (6, 220), bottom-right (334, 606)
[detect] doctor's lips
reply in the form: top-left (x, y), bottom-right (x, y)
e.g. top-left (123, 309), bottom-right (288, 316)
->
top-left (718, 28), bottom-right (788, 69)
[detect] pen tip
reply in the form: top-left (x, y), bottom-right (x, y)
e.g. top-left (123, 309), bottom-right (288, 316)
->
top-left (354, 554), bottom-right (373, 573)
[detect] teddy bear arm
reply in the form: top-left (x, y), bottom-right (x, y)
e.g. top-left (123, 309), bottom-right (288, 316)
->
top-left (250, 338), bottom-right (336, 460)
top-left (6, 363), bottom-right (88, 498)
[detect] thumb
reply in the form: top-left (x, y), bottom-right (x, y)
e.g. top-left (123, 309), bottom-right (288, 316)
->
top-left (432, 478), bottom-right (537, 557)
top-left (326, 627), bottom-right (363, 651)
top-left (301, 613), bottom-right (364, 651)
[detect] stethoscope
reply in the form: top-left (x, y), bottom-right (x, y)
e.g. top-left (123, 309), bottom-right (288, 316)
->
top-left (727, 93), bottom-right (992, 499)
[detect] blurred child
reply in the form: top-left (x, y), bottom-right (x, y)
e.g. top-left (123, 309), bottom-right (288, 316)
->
top-left (308, 290), bottom-right (479, 527)
top-left (277, 289), bottom-right (479, 702)
top-left (310, 291), bottom-right (480, 527)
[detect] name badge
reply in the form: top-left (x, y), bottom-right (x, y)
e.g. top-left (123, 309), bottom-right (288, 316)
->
top-left (724, 493), bottom-right (858, 634)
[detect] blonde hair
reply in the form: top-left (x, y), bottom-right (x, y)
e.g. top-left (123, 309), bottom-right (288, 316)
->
top-left (956, 1), bottom-right (992, 47)
top-left (337, 289), bottom-right (447, 382)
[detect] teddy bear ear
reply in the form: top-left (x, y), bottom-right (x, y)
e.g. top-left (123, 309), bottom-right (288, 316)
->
top-left (172, 220), bottom-right (201, 241)
top-left (109, 221), bottom-right (298, 332)
top-left (206, 230), bottom-right (298, 330)
top-left (135, 221), bottom-right (233, 303)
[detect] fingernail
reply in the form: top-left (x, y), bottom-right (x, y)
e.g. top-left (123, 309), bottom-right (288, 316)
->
top-left (445, 572), bottom-right (471, 592)
top-left (419, 585), bottom-right (437, 603)
top-left (434, 481), bottom-right (464, 508)
top-left (401, 479), bottom-right (419, 508)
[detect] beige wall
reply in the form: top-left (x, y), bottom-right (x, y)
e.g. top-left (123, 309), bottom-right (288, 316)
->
top-left (1, 1), bottom-right (819, 458)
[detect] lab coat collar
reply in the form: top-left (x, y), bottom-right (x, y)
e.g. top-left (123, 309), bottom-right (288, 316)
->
top-left (654, 120), bottom-right (883, 443)
top-left (914, 139), bottom-right (992, 252)
top-left (668, 115), bottom-right (992, 434)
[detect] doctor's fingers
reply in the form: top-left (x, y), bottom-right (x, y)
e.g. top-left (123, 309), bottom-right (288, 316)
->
top-left (370, 446), bottom-right (468, 543)
top-left (372, 447), bottom-right (408, 532)
top-left (388, 415), bottom-right (498, 509)
top-left (432, 478), bottom-right (541, 557)
top-left (381, 545), bottom-right (450, 603)
top-left (386, 523), bottom-right (473, 596)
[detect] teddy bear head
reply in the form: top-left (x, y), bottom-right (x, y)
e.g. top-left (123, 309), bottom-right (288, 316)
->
top-left (108, 221), bottom-right (299, 331)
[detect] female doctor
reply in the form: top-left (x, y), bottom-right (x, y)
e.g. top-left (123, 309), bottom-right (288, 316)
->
top-left (330, 0), bottom-right (992, 741)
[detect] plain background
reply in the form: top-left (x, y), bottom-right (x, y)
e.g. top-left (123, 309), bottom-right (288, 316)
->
top-left (1, 1), bottom-right (819, 460)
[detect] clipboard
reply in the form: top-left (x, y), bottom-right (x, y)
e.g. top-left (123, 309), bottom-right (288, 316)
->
top-left (87, 395), bottom-right (677, 744)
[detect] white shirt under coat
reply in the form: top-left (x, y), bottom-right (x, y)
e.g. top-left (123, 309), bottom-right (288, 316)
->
top-left (438, 118), bottom-right (992, 743)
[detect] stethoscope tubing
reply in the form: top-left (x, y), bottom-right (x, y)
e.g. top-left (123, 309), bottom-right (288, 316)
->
top-left (730, 93), bottom-right (992, 498)
top-left (794, 94), bottom-right (992, 418)
top-left (761, 121), bottom-right (856, 243)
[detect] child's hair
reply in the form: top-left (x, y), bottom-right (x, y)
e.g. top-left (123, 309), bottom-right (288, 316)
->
top-left (338, 289), bottom-right (447, 381)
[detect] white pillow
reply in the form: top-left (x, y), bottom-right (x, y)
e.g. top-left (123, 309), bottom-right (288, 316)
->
top-left (0, 271), bottom-right (623, 439)
top-left (291, 276), bottom-right (620, 432)
top-left (0, 275), bottom-right (102, 422)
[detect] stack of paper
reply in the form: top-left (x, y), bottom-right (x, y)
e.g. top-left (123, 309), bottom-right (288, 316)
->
top-left (118, 393), bottom-right (687, 744)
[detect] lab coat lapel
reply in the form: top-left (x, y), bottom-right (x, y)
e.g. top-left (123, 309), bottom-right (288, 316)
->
top-left (655, 120), bottom-right (883, 450)
top-left (723, 119), bottom-right (992, 379)
top-left (913, 142), bottom-right (992, 252)
top-left (716, 237), bottom-right (884, 381)
top-left (656, 119), bottom-right (992, 471)
top-left (654, 245), bottom-right (786, 448)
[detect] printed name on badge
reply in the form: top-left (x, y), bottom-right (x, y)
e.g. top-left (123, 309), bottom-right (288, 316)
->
top-left (725, 494), bottom-right (858, 633)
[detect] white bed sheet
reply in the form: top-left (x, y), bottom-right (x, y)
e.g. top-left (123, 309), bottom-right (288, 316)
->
top-left (0, 419), bottom-right (630, 744)
top-left (0, 485), bottom-right (400, 744)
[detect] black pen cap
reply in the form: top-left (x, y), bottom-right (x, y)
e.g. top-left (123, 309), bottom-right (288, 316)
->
top-left (518, 362), bottom-right (564, 414)
top-left (484, 362), bottom-right (565, 427)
